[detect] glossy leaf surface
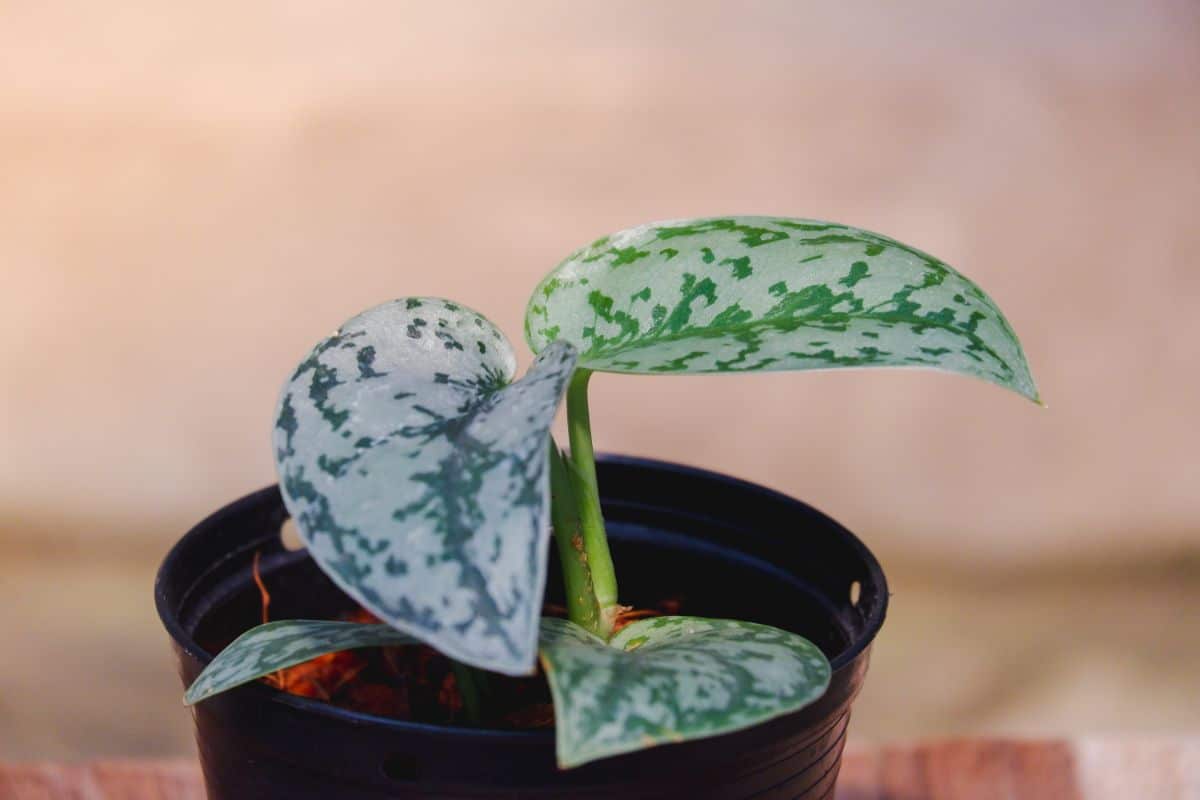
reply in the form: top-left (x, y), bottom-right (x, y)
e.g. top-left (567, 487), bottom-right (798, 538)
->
top-left (275, 299), bottom-right (577, 675)
top-left (539, 616), bottom-right (831, 768)
top-left (185, 619), bottom-right (413, 705)
top-left (526, 217), bottom-right (1038, 401)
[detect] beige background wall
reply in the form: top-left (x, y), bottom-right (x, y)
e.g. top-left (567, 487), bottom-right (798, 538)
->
top-left (2, 1), bottom-right (1198, 758)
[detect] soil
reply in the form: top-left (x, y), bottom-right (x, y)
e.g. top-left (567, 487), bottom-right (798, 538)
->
top-left (264, 606), bottom-right (557, 729)
top-left (251, 555), bottom-right (682, 729)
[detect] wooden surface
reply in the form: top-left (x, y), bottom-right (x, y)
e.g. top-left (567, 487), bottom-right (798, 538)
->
top-left (1, 739), bottom-right (1196, 799)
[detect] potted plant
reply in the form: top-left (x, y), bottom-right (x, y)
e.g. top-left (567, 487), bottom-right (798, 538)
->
top-left (157, 216), bottom-right (1037, 799)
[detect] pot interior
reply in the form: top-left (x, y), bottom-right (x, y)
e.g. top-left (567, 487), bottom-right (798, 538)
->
top-left (191, 525), bottom-right (851, 661)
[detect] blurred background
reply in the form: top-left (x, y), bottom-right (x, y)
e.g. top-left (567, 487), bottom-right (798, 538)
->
top-left (2, 1), bottom-right (1198, 759)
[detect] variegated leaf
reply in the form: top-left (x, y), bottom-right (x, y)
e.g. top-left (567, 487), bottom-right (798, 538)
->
top-left (526, 217), bottom-right (1038, 401)
top-left (539, 616), bottom-right (831, 769)
top-left (275, 299), bottom-right (578, 676)
top-left (185, 620), bottom-right (413, 705)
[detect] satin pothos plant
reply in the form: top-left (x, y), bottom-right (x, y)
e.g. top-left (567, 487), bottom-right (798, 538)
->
top-left (185, 217), bottom-right (1038, 768)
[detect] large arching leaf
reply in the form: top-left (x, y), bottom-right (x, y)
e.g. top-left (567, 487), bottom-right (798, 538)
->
top-left (185, 620), bottom-right (414, 705)
top-left (526, 217), bottom-right (1038, 401)
top-left (274, 299), bottom-right (578, 676)
top-left (539, 616), bottom-right (831, 768)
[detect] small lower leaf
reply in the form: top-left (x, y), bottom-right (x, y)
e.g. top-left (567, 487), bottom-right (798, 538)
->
top-left (538, 616), bottom-right (831, 768)
top-left (184, 620), bottom-right (414, 705)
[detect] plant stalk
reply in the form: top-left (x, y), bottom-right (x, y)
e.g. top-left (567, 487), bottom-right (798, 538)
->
top-left (565, 369), bottom-right (620, 631)
top-left (548, 441), bottom-right (602, 635)
top-left (451, 661), bottom-right (486, 725)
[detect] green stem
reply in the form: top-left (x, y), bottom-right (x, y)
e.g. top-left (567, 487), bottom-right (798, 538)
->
top-left (548, 441), bottom-right (602, 635)
top-left (451, 661), bottom-right (486, 725)
top-left (565, 369), bottom-right (620, 629)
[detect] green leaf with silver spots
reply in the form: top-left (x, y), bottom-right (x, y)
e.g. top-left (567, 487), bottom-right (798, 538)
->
top-left (538, 616), bottom-right (831, 769)
top-left (274, 299), bottom-right (578, 676)
top-left (526, 216), bottom-right (1038, 401)
top-left (185, 620), bottom-right (414, 705)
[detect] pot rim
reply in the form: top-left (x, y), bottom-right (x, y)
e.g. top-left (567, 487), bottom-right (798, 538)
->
top-left (155, 453), bottom-right (887, 742)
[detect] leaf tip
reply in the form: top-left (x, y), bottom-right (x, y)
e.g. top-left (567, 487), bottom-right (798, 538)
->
top-left (1020, 379), bottom-right (1044, 407)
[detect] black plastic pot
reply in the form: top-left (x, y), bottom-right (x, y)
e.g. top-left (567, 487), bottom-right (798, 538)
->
top-left (156, 455), bottom-right (887, 799)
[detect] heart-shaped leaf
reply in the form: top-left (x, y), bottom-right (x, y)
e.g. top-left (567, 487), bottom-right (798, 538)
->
top-left (526, 217), bottom-right (1038, 401)
top-left (184, 620), bottom-right (414, 705)
top-left (275, 299), bottom-right (578, 675)
top-left (539, 616), bottom-right (831, 768)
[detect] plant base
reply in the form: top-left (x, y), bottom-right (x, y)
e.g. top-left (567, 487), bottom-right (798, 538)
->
top-left (157, 456), bottom-right (887, 799)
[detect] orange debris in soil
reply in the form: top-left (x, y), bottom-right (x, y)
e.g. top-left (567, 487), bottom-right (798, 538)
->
top-left (504, 703), bottom-right (555, 729)
top-left (251, 550), bottom-right (271, 626)
top-left (438, 673), bottom-right (463, 717)
top-left (611, 607), bottom-right (661, 634)
top-left (248, 552), bottom-right (552, 728)
top-left (271, 650), bottom-right (366, 700)
top-left (247, 552), bottom-right (686, 728)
